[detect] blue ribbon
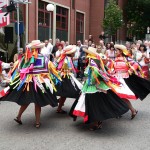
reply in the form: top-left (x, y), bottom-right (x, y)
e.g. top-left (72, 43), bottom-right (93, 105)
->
top-left (17, 76), bottom-right (27, 91)
top-left (12, 69), bottom-right (17, 80)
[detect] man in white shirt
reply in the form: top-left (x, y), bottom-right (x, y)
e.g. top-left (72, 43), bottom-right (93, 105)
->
top-left (40, 40), bottom-right (52, 58)
top-left (47, 38), bottom-right (53, 52)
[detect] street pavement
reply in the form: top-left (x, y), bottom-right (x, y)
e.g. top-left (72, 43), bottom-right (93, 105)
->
top-left (0, 86), bottom-right (150, 150)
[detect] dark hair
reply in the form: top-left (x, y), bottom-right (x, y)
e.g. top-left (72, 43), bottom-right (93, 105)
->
top-left (110, 44), bottom-right (114, 50)
top-left (139, 44), bottom-right (147, 52)
top-left (57, 43), bottom-right (64, 49)
top-left (105, 42), bottom-right (110, 50)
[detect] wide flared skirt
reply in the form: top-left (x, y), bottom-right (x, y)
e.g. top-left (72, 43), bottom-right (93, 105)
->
top-left (55, 77), bottom-right (81, 98)
top-left (72, 90), bottom-right (129, 123)
top-left (124, 74), bottom-right (150, 100)
top-left (1, 82), bottom-right (58, 107)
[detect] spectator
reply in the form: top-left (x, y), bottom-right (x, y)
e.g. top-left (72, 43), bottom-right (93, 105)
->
top-left (105, 44), bottom-right (115, 60)
top-left (88, 40), bottom-right (93, 47)
top-left (91, 43), bottom-right (96, 48)
top-left (99, 31), bottom-right (105, 41)
top-left (51, 38), bottom-right (60, 58)
top-left (55, 43), bottom-right (64, 59)
top-left (106, 42), bottom-right (111, 50)
top-left (60, 40), bottom-right (65, 48)
top-left (47, 39), bottom-right (53, 60)
top-left (78, 40), bottom-right (88, 81)
top-left (76, 40), bottom-right (82, 78)
top-left (40, 40), bottom-right (52, 59)
top-left (131, 42), bottom-right (137, 60)
top-left (135, 44), bottom-right (149, 79)
top-left (84, 39), bottom-right (89, 46)
top-left (88, 35), bottom-right (93, 42)
top-left (125, 41), bottom-right (131, 50)
top-left (96, 46), bottom-right (102, 54)
top-left (99, 40), bottom-right (106, 54)
top-left (65, 41), bottom-right (69, 47)
top-left (13, 48), bottom-right (24, 62)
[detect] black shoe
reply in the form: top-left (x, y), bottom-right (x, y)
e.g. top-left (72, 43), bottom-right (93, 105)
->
top-left (56, 110), bottom-right (67, 114)
top-left (131, 110), bottom-right (138, 120)
top-left (14, 117), bottom-right (22, 125)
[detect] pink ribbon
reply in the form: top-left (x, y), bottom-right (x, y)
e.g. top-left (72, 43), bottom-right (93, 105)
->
top-left (57, 58), bottom-right (65, 70)
top-left (20, 64), bottom-right (34, 80)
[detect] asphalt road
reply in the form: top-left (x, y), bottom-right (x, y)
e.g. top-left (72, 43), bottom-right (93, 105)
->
top-left (0, 87), bottom-right (150, 150)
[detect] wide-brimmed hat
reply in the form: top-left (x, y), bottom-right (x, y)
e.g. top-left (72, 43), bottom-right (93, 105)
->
top-left (114, 44), bottom-right (129, 56)
top-left (63, 45), bottom-right (76, 54)
top-left (83, 46), bottom-right (97, 56)
top-left (27, 40), bottom-right (45, 49)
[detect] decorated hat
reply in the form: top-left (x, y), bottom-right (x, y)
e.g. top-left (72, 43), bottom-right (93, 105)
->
top-left (27, 40), bottom-right (45, 49)
top-left (63, 45), bottom-right (76, 54)
top-left (114, 44), bottom-right (129, 56)
top-left (83, 46), bottom-right (97, 56)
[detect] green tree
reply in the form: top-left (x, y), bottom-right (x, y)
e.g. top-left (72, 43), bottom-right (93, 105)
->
top-left (126, 0), bottom-right (150, 40)
top-left (103, 0), bottom-right (123, 41)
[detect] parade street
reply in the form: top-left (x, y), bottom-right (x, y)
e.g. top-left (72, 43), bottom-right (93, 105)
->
top-left (0, 91), bottom-right (150, 150)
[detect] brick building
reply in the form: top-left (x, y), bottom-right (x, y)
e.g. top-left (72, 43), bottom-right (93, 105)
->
top-left (11, 0), bottom-right (128, 45)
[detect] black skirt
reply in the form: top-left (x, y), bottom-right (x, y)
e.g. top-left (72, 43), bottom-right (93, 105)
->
top-left (55, 77), bottom-right (80, 98)
top-left (1, 82), bottom-right (58, 107)
top-left (124, 74), bottom-right (150, 100)
top-left (84, 90), bottom-right (129, 123)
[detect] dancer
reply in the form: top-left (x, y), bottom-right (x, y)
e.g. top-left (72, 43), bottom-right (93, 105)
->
top-left (0, 40), bottom-right (62, 128)
top-left (71, 47), bottom-right (129, 131)
top-left (55, 45), bottom-right (83, 113)
top-left (107, 44), bottom-right (150, 119)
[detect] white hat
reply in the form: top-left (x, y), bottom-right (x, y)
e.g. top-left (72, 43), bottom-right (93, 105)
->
top-left (27, 40), bottom-right (45, 49)
top-left (83, 47), bottom-right (97, 56)
top-left (114, 44), bottom-right (129, 56)
top-left (63, 45), bottom-right (76, 54)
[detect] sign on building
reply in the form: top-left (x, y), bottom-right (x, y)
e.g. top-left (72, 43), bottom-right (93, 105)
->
top-left (0, 0), bottom-right (10, 27)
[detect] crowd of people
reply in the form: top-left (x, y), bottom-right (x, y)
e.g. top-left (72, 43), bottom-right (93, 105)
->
top-left (0, 36), bottom-right (150, 131)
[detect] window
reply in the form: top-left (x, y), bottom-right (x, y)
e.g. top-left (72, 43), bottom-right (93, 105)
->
top-left (56, 6), bottom-right (68, 41)
top-left (38, 0), bottom-right (53, 41)
top-left (56, 6), bottom-right (68, 30)
top-left (38, 1), bottom-right (52, 27)
top-left (76, 12), bottom-right (84, 42)
top-left (76, 12), bottom-right (84, 33)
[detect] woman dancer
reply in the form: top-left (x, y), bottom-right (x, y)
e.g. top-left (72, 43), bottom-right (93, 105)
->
top-left (108, 44), bottom-right (150, 119)
top-left (0, 40), bottom-right (61, 128)
top-left (55, 45), bottom-right (83, 113)
top-left (71, 47), bottom-right (129, 131)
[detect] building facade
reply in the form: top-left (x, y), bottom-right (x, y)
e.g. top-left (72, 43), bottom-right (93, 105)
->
top-left (11, 0), bottom-right (128, 45)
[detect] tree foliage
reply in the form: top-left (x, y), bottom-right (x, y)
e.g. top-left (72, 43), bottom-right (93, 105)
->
top-left (126, 0), bottom-right (150, 39)
top-left (103, 0), bottom-right (123, 36)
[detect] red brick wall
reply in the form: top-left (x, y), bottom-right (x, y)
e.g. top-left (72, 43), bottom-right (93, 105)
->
top-left (27, 0), bottom-right (127, 43)
top-left (27, 0), bottom-right (90, 44)
top-left (89, 0), bottom-right (105, 44)
top-left (76, 0), bottom-right (90, 42)
top-left (28, 0), bottom-right (38, 42)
